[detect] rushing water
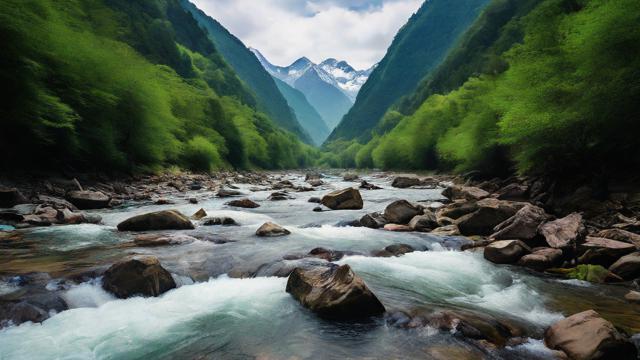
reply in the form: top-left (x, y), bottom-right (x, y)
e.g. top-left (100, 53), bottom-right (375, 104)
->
top-left (0, 173), bottom-right (638, 359)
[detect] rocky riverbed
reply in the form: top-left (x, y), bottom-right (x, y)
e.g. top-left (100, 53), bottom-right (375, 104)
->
top-left (0, 171), bottom-right (639, 359)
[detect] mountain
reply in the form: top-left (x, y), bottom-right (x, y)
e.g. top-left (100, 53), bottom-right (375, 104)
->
top-left (338, 0), bottom-right (640, 179)
top-left (250, 49), bottom-right (364, 129)
top-left (180, 0), bottom-right (312, 144)
top-left (272, 77), bottom-right (330, 146)
top-left (327, 0), bottom-right (492, 142)
top-left (0, 0), bottom-right (316, 171)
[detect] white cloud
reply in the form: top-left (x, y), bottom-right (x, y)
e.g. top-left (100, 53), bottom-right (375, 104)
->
top-left (190, 0), bottom-right (423, 69)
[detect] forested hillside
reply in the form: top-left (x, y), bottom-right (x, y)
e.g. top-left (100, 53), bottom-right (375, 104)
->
top-left (331, 0), bottom-right (640, 179)
top-left (180, 0), bottom-right (312, 144)
top-left (0, 0), bottom-right (316, 172)
top-left (326, 0), bottom-right (491, 143)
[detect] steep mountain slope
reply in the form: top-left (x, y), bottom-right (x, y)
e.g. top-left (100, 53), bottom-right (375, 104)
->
top-left (293, 68), bottom-right (354, 130)
top-left (347, 0), bottom-right (640, 178)
top-left (317, 59), bottom-right (374, 102)
top-left (327, 0), bottom-right (492, 142)
top-left (0, 0), bottom-right (316, 171)
top-left (273, 77), bottom-right (330, 146)
top-left (180, 0), bottom-right (311, 144)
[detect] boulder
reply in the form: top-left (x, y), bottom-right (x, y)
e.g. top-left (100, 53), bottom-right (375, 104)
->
top-left (360, 212), bottom-right (388, 229)
top-left (391, 176), bottom-right (421, 188)
top-left (216, 189), bottom-right (243, 198)
top-left (484, 240), bottom-right (530, 264)
top-left (256, 222), bottom-right (290, 237)
top-left (321, 188), bottom-right (363, 210)
top-left (102, 256), bottom-right (176, 298)
top-left (384, 200), bottom-right (423, 224)
top-left (56, 208), bottom-right (101, 225)
top-left (494, 183), bottom-right (528, 201)
top-left (491, 204), bottom-right (550, 241)
top-left (539, 213), bottom-right (587, 249)
top-left (307, 179), bottom-right (324, 187)
top-left (268, 192), bottom-right (289, 201)
top-left (544, 310), bottom-right (637, 360)
top-left (383, 224), bottom-right (413, 232)
top-left (437, 200), bottom-right (479, 220)
top-left (66, 190), bottom-right (111, 210)
top-left (408, 212), bottom-right (438, 232)
top-left (188, 198), bottom-right (198, 204)
top-left (456, 199), bottom-right (525, 236)
top-left (0, 188), bottom-right (28, 208)
top-left (201, 217), bottom-right (237, 226)
top-left (360, 180), bottom-right (382, 190)
top-left (595, 229), bottom-right (640, 249)
top-left (609, 252), bottom-right (640, 280)
top-left (442, 185), bottom-right (490, 201)
top-left (226, 198), bottom-right (260, 208)
top-left (286, 264), bottom-right (385, 319)
top-left (578, 237), bottom-right (635, 267)
top-left (117, 210), bottom-right (194, 231)
top-left (36, 195), bottom-right (77, 210)
top-left (343, 173), bottom-right (359, 181)
top-left (191, 208), bottom-right (207, 220)
top-left (518, 248), bottom-right (563, 271)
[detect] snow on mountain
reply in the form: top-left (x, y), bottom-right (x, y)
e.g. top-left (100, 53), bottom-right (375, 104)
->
top-left (250, 47), bottom-right (374, 102)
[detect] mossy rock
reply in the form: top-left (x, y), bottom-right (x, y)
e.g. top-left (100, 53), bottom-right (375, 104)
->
top-left (548, 265), bottom-right (610, 283)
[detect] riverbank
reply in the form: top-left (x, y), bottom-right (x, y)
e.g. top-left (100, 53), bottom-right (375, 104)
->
top-left (1, 171), bottom-right (639, 359)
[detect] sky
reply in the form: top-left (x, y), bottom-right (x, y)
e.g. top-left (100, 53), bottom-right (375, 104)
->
top-left (191, 0), bottom-right (423, 69)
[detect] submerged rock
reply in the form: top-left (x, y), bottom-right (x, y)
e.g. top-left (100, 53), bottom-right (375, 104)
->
top-left (484, 240), bottom-right (530, 264)
top-left (373, 244), bottom-right (415, 257)
top-left (539, 213), bottom-right (587, 249)
top-left (226, 198), bottom-right (260, 208)
top-left (544, 310), bottom-right (637, 360)
top-left (321, 188), bottom-right (363, 210)
top-left (66, 190), bottom-right (111, 210)
top-left (133, 233), bottom-right (197, 247)
top-left (256, 222), bottom-right (290, 237)
top-left (286, 264), bottom-right (385, 319)
top-left (117, 210), bottom-right (194, 231)
top-left (384, 200), bottom-right (423, 224)
top-left (201, 217), bottom-right (237, 226)
top-left (102, 256), bottom-right (176, 299)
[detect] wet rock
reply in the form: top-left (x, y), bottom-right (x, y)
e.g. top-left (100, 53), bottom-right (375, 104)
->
top-left (308, 197), bottom-right (321, 203)
top-left (117, 210), bottom-right (194, 231)
top-left (188, 198), bottom-right (198, 204)
top-left (335, 219), bottom-right (361, 227)
top-left (189, 183), bottom-right (202, 191)
top-left (518, 248), bottom-right (563, 271)
top-left (216, 189), bottom-right (243, 198)
top-left (494, 183), bottom-right (528, 201)
top-left (539, 213), bottom-right (587, 249)
top-left (307, 179), bottom-right (324, 187)
top-left (268, 192), bottom-right (290, 201)
top-left (226, 198), bottom-right (260, 208)
top-left (360, 180), bottom-right (382, 190)
top-left (609, 252), bottom-right (640, 280)
top-left (578, 237), bottom-right (635, 267)
top-left (201, 217), bottom-right (237, 226)
top-left (491, 204), bottom-right (550, 241)
top-left (0, 188), bottom-right (28, 208)
top-left (384, 200), bottom-right (423, 224)
top-left (56, 208), bottom-right (101, 225)
top-left (437, 200), bottom-right (479, 220)
top-left (544, 310), bottom-right (637, 360)
top-left (484, 240), bottom-right (531, 264)
top-left (102, 256), bottom-right (176, 299)
top-left (383, 224), bottom-right (413, 232)
top-left (313, 206), bottom-right (323, 212)
top-left (273, 180), bottom-right (295, 190)
top-left (1, 301), bottom-right (49, 325)
top-left (286, 264), bottom-right (385, 319)
top-left (191, 208), bottom-right (207, 220)
top-left (321, 188), bottom-right (363, 210)
top-left (431, 225), bottom-right (461, 236)
top-left (36, 195), bottom-right (77, 210)
top-left (373, 244), bottom-right (415, 257)
top-left (256, 222), bottom-right (290, 237)
top-left (408, 212), bottom-right (438, 232)
top-left (133, 233), bottom-right (197, 247)
top-left (360, 212), bottom-right (388, 229)
top-left (305, 172), bottom-right (323, 181)
top-left (550, 265), bottom-right (616, 283)
top-left (595, 229), bottom-right (640, 249)
top-left (307, 247), bottom-right (345, 262)
top-left (442, 185), bottom-right (490, 201)
top-left (154, 198), bottom-right (173, 205)
top-left (625, 290), bottom-right (640, 304)
top-left (343, 173), bottom-right (359, 181)
top-left (64, 190), bottom-right (111, 210)
top-left (456, 199), bottom-right (525, 236)
top-left (391, 176), bottom-right (421, 188)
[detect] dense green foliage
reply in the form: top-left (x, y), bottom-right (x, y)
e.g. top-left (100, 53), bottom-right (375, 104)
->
top-left (336, 0), bottom-right (640, 178)
top-left (273, 77), bottom-right (330, 146)
top-left (0, 0), bottom-right (317, 171)
top-left (180, 0), bottom-right (312, 144)
top-left (326, 0), bottom-right (491, 143)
